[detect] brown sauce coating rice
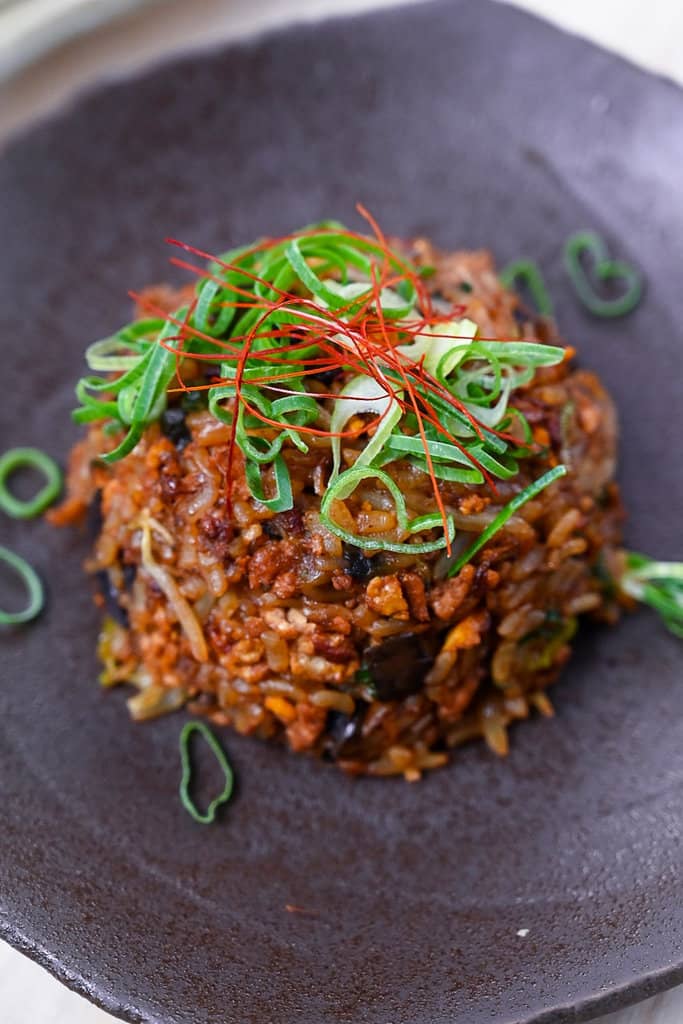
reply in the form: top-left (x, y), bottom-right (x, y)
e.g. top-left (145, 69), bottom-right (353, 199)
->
top-left (51, 239), bottom-right (626, 779)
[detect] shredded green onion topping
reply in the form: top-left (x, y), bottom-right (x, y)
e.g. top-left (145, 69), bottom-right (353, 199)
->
top-left (620, 554), bottom-right (683, 638)
top-left (0, 447), bottom-right (62, 519)
top-left (179, 721), bottom-right (235, 824)
top-left (0, 545), bottom-right (44, 625)
top-left (564, 231), bottom-right (643, 317)
top-left (73, 217), bottom-right (570, 556)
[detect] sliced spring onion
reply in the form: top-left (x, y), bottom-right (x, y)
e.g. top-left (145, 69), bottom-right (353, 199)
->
top-left (472, 341), bottom-right (565, 366)
top-left (499, 407), bottom-right (536, 457)
top-left (0, 447), bottom-right (62, 519)
top-left (194, 276), bottom-right (236, 337)
top-left (94, 313), bottom-right (191, 464)
top-left (620, 553), bottom-right (683, 638)
top-left (72, 219), bottom-right (575, 557)
top-left (564, 231), bottom-right (643, 317)
top-left (179, 721), bottom-right (234, 825)
top-left (237, 389), bottom-right (318, 462)
top-left (396, 384), bottom-right (481, 441)
top-left (461, 375), bottom-right (513, 429)
top-left (397, 317), bottom-right (477, 377)
top-left (376, 435), bottom-right (484, 483)
top-left (330, 374), bottom-right (402, 478)
top-left (386, 433), bottom-right (480, 464)
top-left (85, 319), bottom-right (164, 371)
top-left (320, 465), bottom-right (455, 554)
top-left (447, 465), bottom-right (568, 577)
top-left (0, 545), bottom-right (44, 625)
top-left (207, 383), bottom-right (236, 427)
top-left (466, 445), bottom-right (519, 480)
top-left (399, 456), bottom-right (484, 485)
top-left (117, 381), bottom-right (167, 427)
top-left (210, 383), bottom-right (317, 472)
top-left (449, 349), bottom-right (503, 404)
top-left (73, 347), bottom-right (155, 429)
top-left (323, 279), bottom-right (412, 316)
top-left (244, 456), bottom-right (293, 512)
top-left (282, 229), bottom-right (417, 308)
top-left (192, 243), bottom-right (258, 339)
top-left (99, 421), bottom-right (146, 463)
top-left (499, 259), bottom-right (554, 317)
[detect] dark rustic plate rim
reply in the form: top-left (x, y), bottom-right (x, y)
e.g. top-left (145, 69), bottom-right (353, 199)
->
top-left (1, 2), bottom-right (682, 1023)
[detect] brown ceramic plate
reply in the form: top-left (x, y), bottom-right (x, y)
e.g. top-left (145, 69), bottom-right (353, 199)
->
top-left (1, 2), bottom-right (682, 1022)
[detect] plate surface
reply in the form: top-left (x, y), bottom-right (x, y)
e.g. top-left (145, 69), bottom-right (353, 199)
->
top-left (1, 2), bottom-right (682, 1022)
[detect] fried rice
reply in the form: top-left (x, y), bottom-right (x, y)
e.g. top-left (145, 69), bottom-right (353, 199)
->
top-left (51, 235), bottom-right (626, 779)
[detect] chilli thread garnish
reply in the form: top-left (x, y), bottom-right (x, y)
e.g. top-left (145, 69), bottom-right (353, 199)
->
top-left (74, 206), bottom-right (568, 559)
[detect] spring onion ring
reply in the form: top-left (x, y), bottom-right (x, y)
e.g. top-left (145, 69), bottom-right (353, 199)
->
top-left (447, 465), bottom-right (568, 577)
top-left (320, 465), bottom-right (455, 554)
top-left (0, 447), bottom-right (62, 519)
top-left (0, 545), bottom-right (44, 625)
top-left (179, 721), bottom-right (235, 824)
top-left (499, 259), bottom-right (554, 317)
top-left (563, 231), bottom-right (643, 317)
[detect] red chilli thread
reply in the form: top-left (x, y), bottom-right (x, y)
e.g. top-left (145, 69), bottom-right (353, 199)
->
top-left (151, 216), bottom-right (542, 519)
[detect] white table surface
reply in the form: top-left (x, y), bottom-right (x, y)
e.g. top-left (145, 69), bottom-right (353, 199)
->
top-left (1, 1), bottom-right (681, 1022)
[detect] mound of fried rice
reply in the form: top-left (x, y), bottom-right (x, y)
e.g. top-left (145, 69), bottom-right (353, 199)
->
top-left (51, 238), bottom-right (625, 779)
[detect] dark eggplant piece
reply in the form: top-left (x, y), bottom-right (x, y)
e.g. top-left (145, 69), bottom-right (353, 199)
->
top-left (160, 407), bottom-right (191, 450)
top-left (262, 508), bottom-right (304, 539)
top-left (323, 707), bottom-right (366, 761)
top-left (342, 544), bottom-right (374, 581)
top-left (361, 631), bottom-right (439, 701)
top-left (311, 367), bottom-right (343, 386)
top-left (95, 569), bottom-right (130, 627)
top-left (122, 563), bottom-right (137, 591)
top-left (87, 489), bottom-right (103, 539)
